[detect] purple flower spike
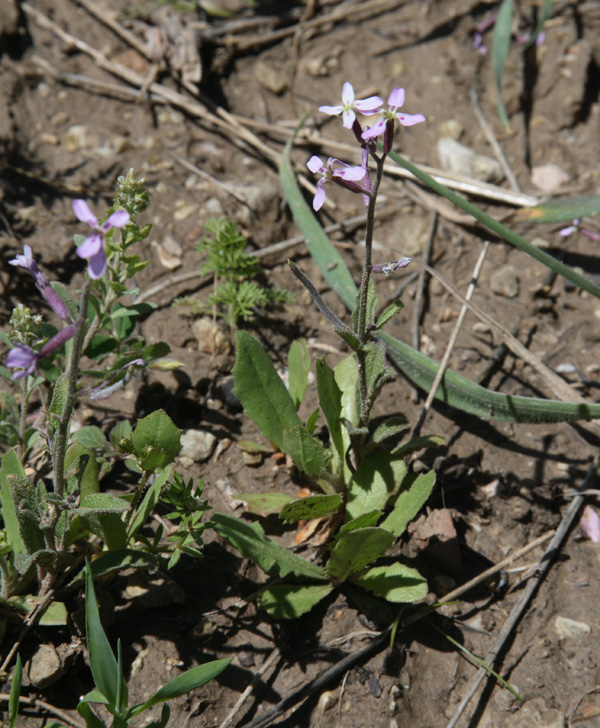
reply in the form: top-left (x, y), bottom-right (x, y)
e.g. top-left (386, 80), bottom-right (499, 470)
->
top-left (306, 156), bottom-right (366, 211)
top-left (361, 87), bottom-right (426, 141)
top-left (319, 82), bottom-right (383, 129)
top-left (73, 199), bottom-right (130, 279)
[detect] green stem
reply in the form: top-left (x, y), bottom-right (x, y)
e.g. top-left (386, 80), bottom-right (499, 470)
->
top-left (53, 279), bottom-right (92, 498)
top-left (356, 154), bottom-right (385, 427)
top-left (17, 379), bottom-right (27, 463)
top-left (125, 469), bottom-right (151, 527)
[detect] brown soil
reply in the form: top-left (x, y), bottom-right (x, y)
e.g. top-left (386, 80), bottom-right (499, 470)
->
top-left (1, 1), bottom-right (600, 727)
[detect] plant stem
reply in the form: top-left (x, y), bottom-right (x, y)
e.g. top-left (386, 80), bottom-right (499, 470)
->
top-left (17, 379), bottom-right (28, 462)
top-left (356, 154), bottom-right (385, 427)
top-left (53, 279), bottom-right (92, 498)
top-left (125, 468), bottom-right (151, 527)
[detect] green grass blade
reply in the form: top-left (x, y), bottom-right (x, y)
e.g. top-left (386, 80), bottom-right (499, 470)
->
top-left (513, 195), bottom-right (600, 223)
top-left (523, 0), bottom-right (552, 50)
top-left (8, 655), bottom-right (22, 728)
top-left (492, 0), bottom-right (514, 129)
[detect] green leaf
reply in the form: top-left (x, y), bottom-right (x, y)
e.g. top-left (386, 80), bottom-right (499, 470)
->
top-left (71, 426), bottom-right (108, 450)
top-left (110, 303), bottom-right (156, 320)
top-left (77, 700), bottom-right (107, 728)
top-left (233, 331), bottom-right (302, 451)
top-left (364, 416), bottom-right (409, 456)
top-left (211, 513), bottom-right (326, 580)
top-left (282, 426), bottom-right (328, 475)
top-left (49, 375), bottom-right (68, 418)
top-left (351, 562), bottom-right (428, 603)
top-left (77, 493), bottom-right (129, 515)
top-left (73, 550), bottom-right (160, 582)
top-left (352, 277), bottom-right (377, 332)
top-left (316, 357), bottom-right (345, 464)
top-left (326, 527), bottom-right (395, 584)
top-left (336, 511), bottom-right (382, 536)
top-left (85, 560), bottom-right (126, 715)
top-left (142, 703), bottom-right (170, 728)
top-left (5, 595), bottom-right (68, 625)
top-left (65, 444), bottom-right (100, 498)
top-left (347, 452), bottom-right (407, 521)
top-left (237, 492), bottom-right (294, 516)
top-left (85, 335), bottom-right (117, 360)
top-left (258, 583), bottom-right (333, 619)
top-left (334, 328), bottom-right (362, 352)
top-left (127, 468), bottom-right (171, 541)
top-left (393, 434), bottom-right (445, 457)
top-left (381, 470), bottom-right (436, 537)
top-left (288, 339), bottom-right (310, 410)
top-left (8, 655), bottom-right (22, 728)
top-left (280, 494), bottom-right (343, 523)
top-left (513, 195), bottom-right (600, 223)
top-left (492, 0), bottom-right (514, 129)
top-left (0, 450), bottom-right (27, 553)
top-left (131, 410), bottom-right (181, 471)
top-left (129, 658), bottom-right (231, 716)
top-left (375, 299), bottom-right (404, 330)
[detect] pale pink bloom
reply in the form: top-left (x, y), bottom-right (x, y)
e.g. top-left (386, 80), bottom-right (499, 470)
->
top-left (581, 505), bottom-right (600, 543)
top-left (306, 156), bottom-right (366, 211)
top-left (361, 87), bottom-right (426, 140)
top-left (319, 82), bottom-right (383, 129)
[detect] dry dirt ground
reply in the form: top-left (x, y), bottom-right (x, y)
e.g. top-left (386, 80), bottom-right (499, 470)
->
top-left (1, 0), bottom-right (600, 727)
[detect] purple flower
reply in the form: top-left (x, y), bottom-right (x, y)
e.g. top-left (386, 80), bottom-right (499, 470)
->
top-left (9, 244), bottom-right (45, 288)
top-left (372, 257), bottom-right (412, 276)
top-left (559, 219), bottom-right (581, 237)
top-left (73, 200), bottom-right (130, 279)
top-left (306, 156), bottom-right (366, 211)
top-left (361, 88), bottom-right (426, 141)
top-left (319, 82), bottom-right (383, 130)
top-left (6, 323), bottom-right (77, 380)
top-left (9, 245), bottom-right (71, 322)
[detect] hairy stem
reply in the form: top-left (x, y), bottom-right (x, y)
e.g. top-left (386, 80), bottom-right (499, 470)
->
top-left (53, 279), bottom-right (92, 498)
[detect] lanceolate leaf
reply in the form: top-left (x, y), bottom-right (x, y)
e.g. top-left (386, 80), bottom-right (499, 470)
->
top-left (280, 494), bottom-right (343, 523)
top-left (211, 513), bottom-right (326, 581)
top-left (288, 338), bottom-right (311, 410)
top-left (513, 195), bottom-right (600, 223)
top-left (382, 470), bottom-right (436, 537)
top-left (129, 659), bottom-right (231, 717)
top-left (258, 583), bottom-right (333, 619)
top-left (0, 449), bottom-right (27, 553)
top-left (233, 331), bottom-right (302, 452)
top-left (492, 0), bottom-right (514, 128)
top-left (351, 562), bottom-right (428, 603)
top-left (238, 492), bottom-right (294, 517)
top-left (282, 426), bottom-right (328, 475)
top-left (316, 357), bottom-right (345, 464)
top-left (326, 527), bottom-right (394, 584)
top-left (346, 452), bottom-right (407, 520)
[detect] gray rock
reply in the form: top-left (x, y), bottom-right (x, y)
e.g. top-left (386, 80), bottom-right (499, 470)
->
top-left (180, 429), bottom-right (217, 462)
top-left (438, 137), bottom-right (504, 183)
top-left (254, 60), bottom-right (287, 95)
top-left (386, 213), bottom-right (430, 256)
top-left (554, 615), bottom-right (591, 639)
top-left (27, 644), bottom-right (64, 689)
top-left (491, 265), bottom-right (519, 298)
top-left (502, 697), bottom-right (565, 728)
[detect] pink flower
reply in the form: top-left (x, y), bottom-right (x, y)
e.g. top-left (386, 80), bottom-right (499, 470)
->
top-left (73, 200), bottom-right (130, 279)
top-left (361, 87), bottom-right (426, 141)
top-left (319, 82), bottom-right (383, 129)
top-left (581, 505), bottom-right (600, 544)
top-left (306, 156), bottom-right (366, 211)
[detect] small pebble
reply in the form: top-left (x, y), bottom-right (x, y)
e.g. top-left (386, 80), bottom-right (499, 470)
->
top-left (554, 615), bottom-right (591, 639)
top-left (491, 265), bottom-right (519, 298)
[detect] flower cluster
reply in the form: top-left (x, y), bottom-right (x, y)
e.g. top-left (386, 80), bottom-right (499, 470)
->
top-left (307, 82), bottom-right (425, 210)
top-left (73, 199), bottom-right (129, 279)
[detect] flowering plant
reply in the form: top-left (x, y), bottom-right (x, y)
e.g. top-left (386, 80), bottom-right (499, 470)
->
top-left (220, 83), bottom-right (437, 621)
top-left (0, 171), bottom-right (191, 610)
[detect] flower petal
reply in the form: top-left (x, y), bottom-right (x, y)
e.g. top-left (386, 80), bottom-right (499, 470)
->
top-left (318, 104), bottom-right (344, 115)
top-left (76, 233), bottom-right (103, 259)
top-left (341, 108), bottom-right (356, 129)
top-left (333, 165), bottom-right (366, 181)
top-left (313, 183), bottom-right (327, 211)
top-left (7, 345), bottom-right (36, 369)
top-left (361, 119), bottom-right (387, 140)
top-left (354, 96), bottom-right (384, 113)
top-left (307, 156), bottom-right (325, 174)
top-left (396, 112), bottom-right (426, 127)
top-left (341, 81), bottom-right (355, 105)
top-left (102, 210), bottom-right (130, 230)
top-left (581, 505), bottom-right (600, 543)
top-left (87, 248), bottom-right (107, 279)
top-left (388, 87), bottom-right (405, 109)
top-left (73, 199), bottom-right (98, 228)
